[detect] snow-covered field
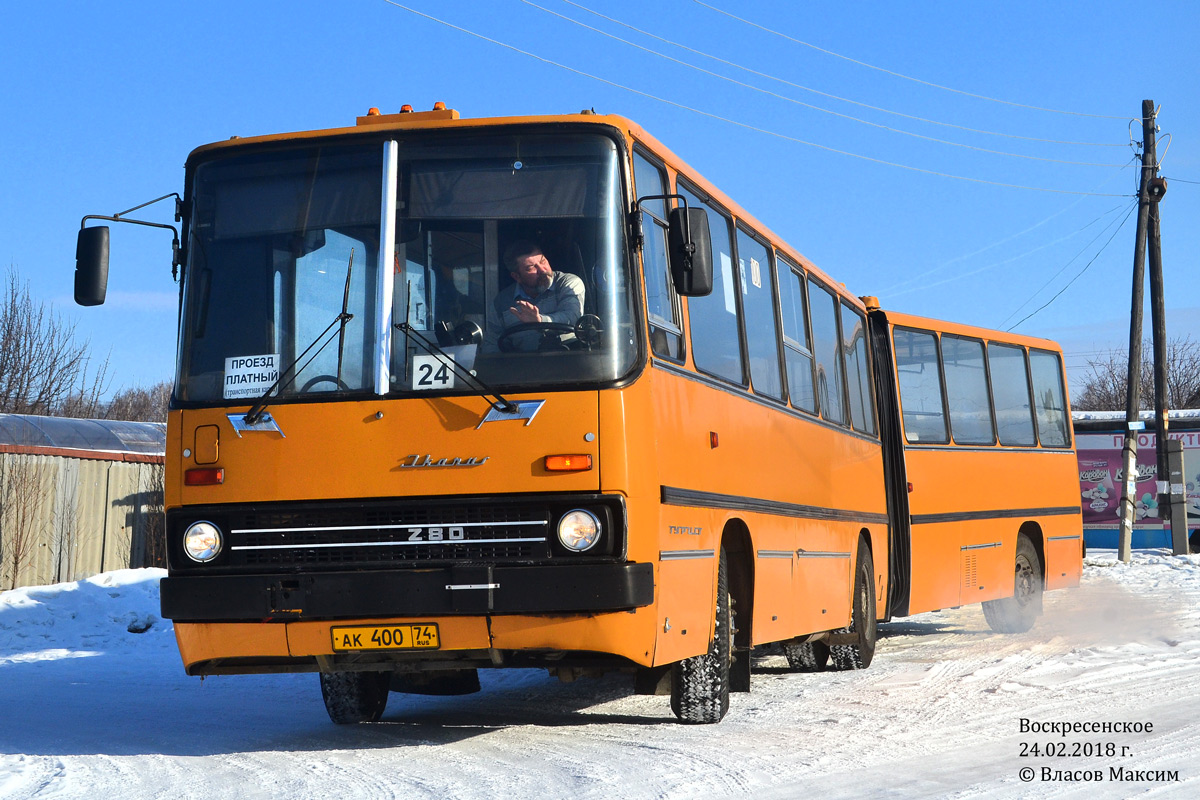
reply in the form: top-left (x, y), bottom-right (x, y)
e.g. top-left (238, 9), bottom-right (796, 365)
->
top-left (2, 552), bottom-right (1198, 799)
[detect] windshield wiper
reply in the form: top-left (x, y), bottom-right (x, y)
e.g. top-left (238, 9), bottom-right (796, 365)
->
top-left (243, 250), bottom-right (356, 426)
top-left (394, 322), bottom-right (515, 414)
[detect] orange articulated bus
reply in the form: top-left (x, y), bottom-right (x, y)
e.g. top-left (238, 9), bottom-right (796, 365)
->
top-left (74, 105), bottom-right (1082, 724)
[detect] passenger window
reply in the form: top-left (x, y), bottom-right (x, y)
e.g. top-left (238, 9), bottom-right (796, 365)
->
top-left (1029, 349), bottom-right (1070, 447)
top-left (737, 230), bottom-right (783, 399)
top-left (894, 328), bottom-right (947, 444)
top-left (841, 303), bottom-right (875, 435)
top-left (777, 260), bottom-right (815, 413)
top-left (808, 280), bottom-right (845, 425)
top-left (681, 186), bottom-right (743, 384)
top-left (988, 343), bottom-right (1036, 446)
top-left (634, 153), bottom-right (682, 360)
top-left (942, 335), bottom-right (995, 445)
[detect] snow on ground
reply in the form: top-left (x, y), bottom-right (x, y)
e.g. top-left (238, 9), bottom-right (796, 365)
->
top-left (2, 553), bottom-right (1199, 799)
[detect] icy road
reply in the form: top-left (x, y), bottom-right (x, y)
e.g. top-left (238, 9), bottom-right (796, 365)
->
top-left (2, 551), bottom-right (1199, 799)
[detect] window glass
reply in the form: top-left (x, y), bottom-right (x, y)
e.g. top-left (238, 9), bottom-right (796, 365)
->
top-left (681, 186), bottom-right (743, 384)
top-left (1029, 349), bottom-right (1070, 447)
top-left (988, 343), bottom-right (1036, 446)
top-left (841, 303), bottom-right (875, 434)
top-left (942, 336), bottom-right (994, 445)
top-left (777, 261), bottom-right (815, 412)
top-left (894, 328), bottom-right (947, 443)
top-left (808, 280), bottom-right (845, 424)
top-left (634, 153), bottom-right (681, 359)
top-left (737, 230), bottom-right (783, 399)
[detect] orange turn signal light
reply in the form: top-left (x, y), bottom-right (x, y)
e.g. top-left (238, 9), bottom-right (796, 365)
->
top-left (544, 454), bottom-right (592, 472)
top-left (185, 467), bottom-right (225, 486)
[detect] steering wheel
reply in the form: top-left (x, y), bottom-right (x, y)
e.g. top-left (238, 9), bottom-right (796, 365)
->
top-left (497, 322), bottom-right (575, 352)
top-left (573, 314), bottom-right (603, 349)
top-left (299, 374), bottom-right (351, 392)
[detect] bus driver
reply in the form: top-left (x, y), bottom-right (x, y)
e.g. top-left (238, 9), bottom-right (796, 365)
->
top-left (483, 240), bottom-right (585, 352)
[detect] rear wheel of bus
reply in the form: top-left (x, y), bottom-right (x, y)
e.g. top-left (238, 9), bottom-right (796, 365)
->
top-left (783, 639), bottom-right (830, 671)
top-left (830, 538), bottom-right (876, 670)
top-left (671, 546), bottom-right (732, 724)
top-left (982, 534), bottom-right (1043, 634)
top-left (319, 670), bottom-right (391, 724)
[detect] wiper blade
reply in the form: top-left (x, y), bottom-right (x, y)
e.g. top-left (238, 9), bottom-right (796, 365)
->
top-left (394, 322), bottom-right (515, 414)
top-left (243, 310), bottom-right (353, 426)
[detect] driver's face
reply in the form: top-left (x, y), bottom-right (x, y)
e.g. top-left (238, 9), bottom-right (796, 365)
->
top-left (510, 250), bottom-right (553, 294)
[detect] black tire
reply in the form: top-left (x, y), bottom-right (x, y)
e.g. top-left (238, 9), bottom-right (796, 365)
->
top-left (982, 534), bottom-right (1043, 634)
top-left (830, 539), bottom-right (877, 671)
top-left (319, 670), bottom-right (391, 724)
top-left (783, 639), bottom-right (830, 672)
top-left (671, 547), bottom-right (732, 724)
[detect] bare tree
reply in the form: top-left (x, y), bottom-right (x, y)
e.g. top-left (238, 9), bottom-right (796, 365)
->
top-left (140, 462), bottom-right (166, 568)
top-left (1075, 336), bottom-right (1200, 411)
top-left (103, 381), bottom-right (172, 422)
top-left (0, 269), bottom-right (108, 415)
top-left (0, 455), bottom-right (50, 590)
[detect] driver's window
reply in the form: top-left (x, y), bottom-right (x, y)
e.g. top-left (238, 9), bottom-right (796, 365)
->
top-left (634, 151), bottom-right (682, 361)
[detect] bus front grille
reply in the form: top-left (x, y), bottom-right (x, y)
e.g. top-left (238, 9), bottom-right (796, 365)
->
top-left (225, 504), bottom-right (551, 568)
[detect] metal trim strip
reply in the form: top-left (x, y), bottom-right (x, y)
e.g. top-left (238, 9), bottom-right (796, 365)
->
top-left (659, 549), bottom-right (716, 561)
top-left (661, 486), bottom-right (888, 526)
top-left (795, 550), bottom-right (851, 559)
top-left (231, 520), bottom-right (546, 535)
top-left (911, 506), bottom-right (1082, 525)
top-left (231, 537), bottom-right (545, 551)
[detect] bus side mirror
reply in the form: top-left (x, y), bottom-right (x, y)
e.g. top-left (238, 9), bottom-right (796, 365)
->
top-left (75, 226), bottom-right (110, 306)
top-left (668, 207), bottom-right (713, 296)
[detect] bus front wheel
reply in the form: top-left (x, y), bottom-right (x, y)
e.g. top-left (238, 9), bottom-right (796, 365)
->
top-left (670, 546), bottom-right (732, 724)
top-left (830, 539), bottom-right (877, 670)
top-left (982, 534), bottom-right (1043, 634)
top-left (319, 670), bottom-right (391, 724)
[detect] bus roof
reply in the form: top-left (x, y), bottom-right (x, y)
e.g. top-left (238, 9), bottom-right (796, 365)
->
top-left (880, 307), bottom-right (1064, 352)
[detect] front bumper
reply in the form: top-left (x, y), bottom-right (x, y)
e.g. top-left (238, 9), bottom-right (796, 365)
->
top-left (161, 562), bottom-right (655, 622)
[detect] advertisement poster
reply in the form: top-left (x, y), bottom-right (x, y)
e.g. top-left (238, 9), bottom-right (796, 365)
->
top-left (1076, 430), bottom-right (1200, 542)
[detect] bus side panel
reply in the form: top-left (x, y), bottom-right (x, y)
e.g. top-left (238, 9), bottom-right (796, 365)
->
top-left (641, 366), bottom-right (887, 646)
top-left (792, 518), bottom-right (855, 637)
top-left (600, 377), bottom-right (720, 667)
top-left (1043, 518), bottom-right (1084, 590)
top-left (904, 448), bottom-right (1082, 614)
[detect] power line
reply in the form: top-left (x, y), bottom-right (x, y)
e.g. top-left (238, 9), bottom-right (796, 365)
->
top-left (382, 2), bottom-right (1132, 196)
top-left (693, 0), bottom-right (1136, 121)
top-left (554, 0), bottom-right (1127, 148)
top-left (524, 0), bottom-right (1130, 166)
top-left (1007, 201), bottom-right (1138, 331)
top-left (998, 200), bottom-right (1135, 327)
top-left (872, 159), bottom-right (1135, 297)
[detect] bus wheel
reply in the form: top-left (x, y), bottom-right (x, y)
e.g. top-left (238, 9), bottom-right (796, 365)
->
top-left (982, 534), bottom-right (1043, 634)
top-left (319, 670), bottom-right (391, 724)
top-left (670, 547), bottom-right (732, 724)
top-left (784, 639), bottom-right (829, 672)
top-left (831, 540), bottom-right (877, 671)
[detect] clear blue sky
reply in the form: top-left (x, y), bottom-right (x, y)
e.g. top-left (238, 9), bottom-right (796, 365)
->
top-left (2, 0), bottom-right (1197, 397)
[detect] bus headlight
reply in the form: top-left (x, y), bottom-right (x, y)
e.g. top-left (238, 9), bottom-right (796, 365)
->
top-left (183, 521), bottom-right (223, 562)
top-left (558, 509), bottom-right (601, 552)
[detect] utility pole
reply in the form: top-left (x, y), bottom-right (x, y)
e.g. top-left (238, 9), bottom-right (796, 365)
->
top-left (1147, 169), bottom-right (1172, 550)
top-left (1116, 100), bottom-right (1157, 564)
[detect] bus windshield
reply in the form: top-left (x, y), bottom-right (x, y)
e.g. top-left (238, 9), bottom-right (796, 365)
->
top-left (177, 132), bottom-right (634, 404)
